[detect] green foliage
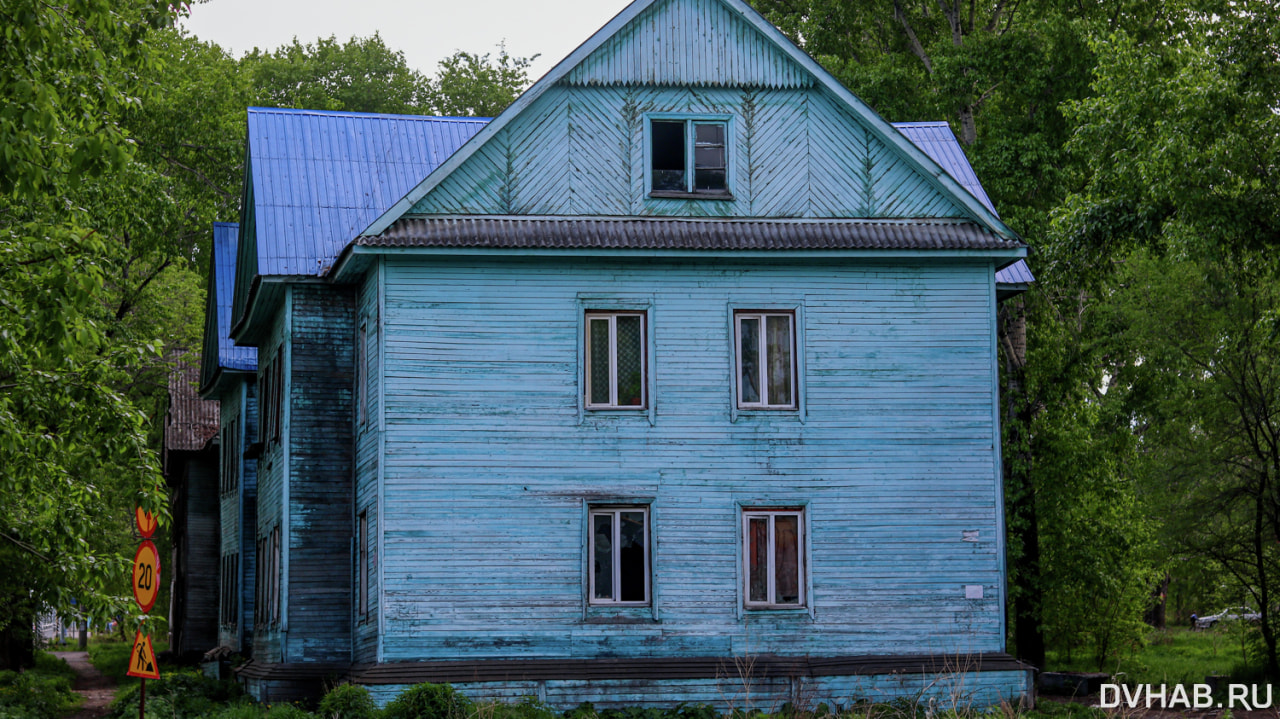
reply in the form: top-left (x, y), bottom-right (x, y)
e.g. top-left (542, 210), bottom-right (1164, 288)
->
top-left (319, 683), bottom-right (379, 719)
top-left (382, 683), bottom-right (472, 719)
top-left (246, 34), bottom-right (430, 114)
top-left (105, 670), bottom-right (244, 719)
top-left (266, 704), bottom-right (318, 719)
top-left (0, 661), bottom-right (80, 719)
top-left (424, 47), bottom-right (536, 117)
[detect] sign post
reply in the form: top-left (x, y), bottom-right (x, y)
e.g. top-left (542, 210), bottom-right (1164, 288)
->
top-left (128, 509), bottom-right (160, 718)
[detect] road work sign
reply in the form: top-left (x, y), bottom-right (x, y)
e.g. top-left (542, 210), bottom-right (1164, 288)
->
top-left (126, 631), bottom-right (160, 679)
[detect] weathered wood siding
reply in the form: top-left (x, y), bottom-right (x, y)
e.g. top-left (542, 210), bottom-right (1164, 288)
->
top-left (409, 86), bottom-right (961, 219)
top-left (376, 255), bottom-right (1002, 662)
top-left (218, 386), bottom-right (242, 650)
top-left (178, 453), bottom-right (219, 654)
top-left (253, 305), bottom-right (288, 664)
top-left (353, 266), bottom-right (382, 664)
top-left (240, 380), bottom-right (259, 649)
top-left (285, 285), bottom-right (355, 663)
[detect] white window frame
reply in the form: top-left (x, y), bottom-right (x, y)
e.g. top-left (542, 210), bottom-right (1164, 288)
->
top-left (735, 311), bottom-right (797, 410)
top-left (742, 508), bottom-right (806, 609)
top-left (588, 506), bottom-right (651, 606)
top-left (585, 311), bottom-right (647, 410)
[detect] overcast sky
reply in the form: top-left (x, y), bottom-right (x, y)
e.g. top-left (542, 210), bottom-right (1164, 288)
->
top-left (180, 0), bottom-right (634, 82)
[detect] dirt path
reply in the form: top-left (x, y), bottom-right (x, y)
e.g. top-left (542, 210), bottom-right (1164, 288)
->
top-left (52, 651), bottom-right (116, 719)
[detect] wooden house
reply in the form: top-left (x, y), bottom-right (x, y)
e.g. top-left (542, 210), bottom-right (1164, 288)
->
top-left (200, 222), bottom-right (259, 656)
top-left (207, 0), bottom-right (1036, 706)
top-left (161, 353), bottom-right (220, 659)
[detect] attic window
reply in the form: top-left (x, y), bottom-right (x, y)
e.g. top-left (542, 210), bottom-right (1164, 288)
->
top-left (649, 117), bottom-right (730, 199)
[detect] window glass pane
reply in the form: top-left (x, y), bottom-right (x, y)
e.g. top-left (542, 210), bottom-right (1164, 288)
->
top-left (589, 318), bottom-right (611, 405)
top-left (748, 517), bottom-right (769, 603)
top-left (739, 317), bottom-right (760, 404)
top-left (616, 315), bottom-right (643, 406)
top-left (652, 121), bottom-right (686, 191)
top-left (592, 514), bottom-right (614, 600)
top-left (766, 315), bottom-right (793, 406)
top-left (694, 168), bottom-right (727, 191)
top-left (694, 122), bottom-right (724, 146)
top-left (694, 146), bottom-right (724, 169)
top-left (774, 515), bottom-right (800, 604)
top-left (619, 511), bottom-right (646, 601)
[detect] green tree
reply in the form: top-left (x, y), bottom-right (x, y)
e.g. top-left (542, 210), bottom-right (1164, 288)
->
top-left (423, 46), bottom-right (536, 117)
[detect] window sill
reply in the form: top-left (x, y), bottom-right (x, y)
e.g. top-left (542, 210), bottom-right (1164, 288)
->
top-left (649, 190), bottom-right (734, 201)
top-left (584, 606), bottom-right (658, 624)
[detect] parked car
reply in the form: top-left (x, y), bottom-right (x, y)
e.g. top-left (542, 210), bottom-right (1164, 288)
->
top-left (1196, 606), bottom-right (1261, 629)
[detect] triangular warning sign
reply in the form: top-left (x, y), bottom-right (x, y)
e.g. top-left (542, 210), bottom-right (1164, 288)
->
top-left (126, 631), bottom-right (160, 679)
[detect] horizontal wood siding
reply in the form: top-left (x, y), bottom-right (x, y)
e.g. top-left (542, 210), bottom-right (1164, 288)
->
top-left (365, 669), bottom-right (1029, 710)
top-left (378, 256), bottom-right (1001, 663)
top-left (181, 456), bottom-right (220, 653)
top-left (286, 285), bottom-right (355, 664)
top-left (410, 86), bottom-right (961, 220)
top-left (354, 269), bottom-right (381, 664)
top-left (240, 380), bottom-right (259, 650)
top-left (253, 308), bottom-right (288, 664)
top-left (218, 389), bottom-right (242, 650)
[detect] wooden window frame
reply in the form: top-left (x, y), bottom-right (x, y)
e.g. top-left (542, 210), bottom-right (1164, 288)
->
top-left (742, 508), bottom-right (806, 610)
top-left (588, 506), bottom-right (651, 606)
top-left (645, 114), bottom-right (733, 200)
top-left (220, 416), bottom-right (240, 496)
top-left (734, 310), bottom-right (797, 410)
top-left (355, 322), bottom-right (368, 427)
top-left (584, 311), bottom-right (647, 410)
top-left (356, 511), bottom-right (369, 619)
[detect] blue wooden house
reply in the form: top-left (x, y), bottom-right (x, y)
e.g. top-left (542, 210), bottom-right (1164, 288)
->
top-left (200, 222), bottom-right (259, 656)
top-left (205, 0), bottom-right (1036, 706)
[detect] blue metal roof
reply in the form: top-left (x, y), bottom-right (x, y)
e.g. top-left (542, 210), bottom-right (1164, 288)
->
top-left (246, 107), bottom-right (488, 276)
top-left (214, 222), bottom-right (258, 371)
top-left (893, 122), bottom-right (1033, 286)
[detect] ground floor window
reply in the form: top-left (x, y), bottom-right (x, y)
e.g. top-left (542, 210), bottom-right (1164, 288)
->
top-left (743, 508), bottom-right (805, 608)
top-left (219, 553), bottom-right (239, 627)
top-left (589, 507), bottom-right (649, 605)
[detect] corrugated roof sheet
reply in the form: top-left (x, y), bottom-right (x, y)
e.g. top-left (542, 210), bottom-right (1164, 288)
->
top-left (214, 222), bottom-right (257, 371)
top-left (247, 107), bottom-right (487, 276)
top-left (363, 217), bottom-right (1019, 251)
top-left (166, 353), bottom-right (219, 452)
top-left (892, 122), bottom-right (1033, 286)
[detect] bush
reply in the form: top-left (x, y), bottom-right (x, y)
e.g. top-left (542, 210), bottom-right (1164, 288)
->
top-left (0, 664), bottom-right (79, 719)
top-left (479, 697), bottom-right (556, 719)
top-left (266, 704), bottom-right (316, 719)
top-left (319, 684), bottom-right (379, 719)
top-left (382, 683), bottom-right (471, 719)
top-left (212, 702), bottom-right (270, 719)
top-left (105, 670), bottom-right (245, 719)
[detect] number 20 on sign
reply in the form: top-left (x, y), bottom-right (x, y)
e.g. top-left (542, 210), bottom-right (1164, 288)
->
top-left (132, 540), bottom-right (160, 613)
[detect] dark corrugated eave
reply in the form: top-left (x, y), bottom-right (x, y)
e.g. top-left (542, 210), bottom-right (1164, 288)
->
top-left (362, 217), bottom-right (1024, 252)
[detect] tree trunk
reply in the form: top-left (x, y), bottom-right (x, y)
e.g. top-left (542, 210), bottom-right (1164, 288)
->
top-left (1000, 297), bottom-right (1045, 668)
top-left (0, 613), bottom-right (36, 671)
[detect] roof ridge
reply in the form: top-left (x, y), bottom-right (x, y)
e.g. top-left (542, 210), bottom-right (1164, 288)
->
top-left (246, 106), bottom-right (491, 123)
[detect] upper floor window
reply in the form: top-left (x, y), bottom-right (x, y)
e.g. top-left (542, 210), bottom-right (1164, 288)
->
top-left (649, 118), bottom-right (729, 198)
top-left (586, 311), bottom-right (646, 409)
top-left (735, 311), bottom-right (796, 409)
top-left (220, 416), bottom-right (240, 496)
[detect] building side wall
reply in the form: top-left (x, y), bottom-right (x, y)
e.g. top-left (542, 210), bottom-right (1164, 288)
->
top-left (253, 305), bottom-right (289, 664)
top-left (218, 389), bottom-right (243, 650)
top-left (240, 380), bottom-right (259, 652)
top-left (354, 266), bottom-right (382, 664)
top-left (179, 451), bottom-right (220, 654)
top-left (286, 284), bottom-right (356, 663)
top-left (377, 255), bottom-right (1002, 662)
top-left (410, 85), bottom-right (961, 220)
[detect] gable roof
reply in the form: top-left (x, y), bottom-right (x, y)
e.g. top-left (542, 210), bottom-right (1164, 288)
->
top-left (201, 222), bottom-right (257, 396)
top-left (166, 352), bottom-right (220, 456)
top-left (360, 0), bottom-right (1019, 242)
top-left (229, 108), bottom-right (488, 339)
top-left (894, 122), bottom-right (1033, 286)
top-left (243, 107), bottom-right (489, 277)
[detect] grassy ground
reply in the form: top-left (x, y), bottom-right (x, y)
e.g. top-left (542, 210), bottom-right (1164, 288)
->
top-left (87, 637), bottom-right (170, 686)
top-left (1046, 625), bottom-right (1259, 686)
top-left (0, 651), bottom-right (82, 719)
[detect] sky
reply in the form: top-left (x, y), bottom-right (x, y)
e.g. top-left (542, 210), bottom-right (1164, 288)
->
top-left (180, 0), bottom-right (634, 82)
